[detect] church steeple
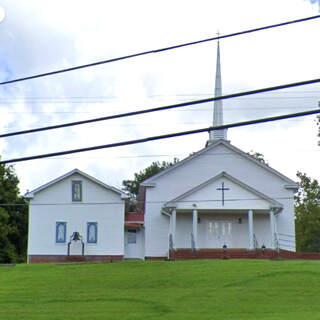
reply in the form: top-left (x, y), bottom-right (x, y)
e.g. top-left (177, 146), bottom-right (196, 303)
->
top-left (208, 40), bottom-right (228, 143)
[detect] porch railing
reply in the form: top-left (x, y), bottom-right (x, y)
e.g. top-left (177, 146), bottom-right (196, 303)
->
top-left (277, 232), bottom-right (296, 251)
top-left (191, 233), bottom-right (196, 252)
top-left (253, 234), bottom-right (258, 250)
top-left (169, 233), bottom-right (174, 251)
top-left (274, 232), bottom-right (280, 252)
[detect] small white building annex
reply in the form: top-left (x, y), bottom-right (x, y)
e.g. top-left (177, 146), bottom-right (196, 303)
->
top-left (26, 169), bottom-right (130, 263)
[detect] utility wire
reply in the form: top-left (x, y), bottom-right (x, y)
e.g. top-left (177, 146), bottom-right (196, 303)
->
top-left (0, 197), bottom-right (295, 206)
top-left (5, 148), bottom-right (317, 161)
top-left (1, 77), bottom-right (320, 139)
top-left (1, 108), bottom-right (319, 165)
top-left (1, 90), bottom-right (319, 101)
top-left (1, 15), bottom-right (319, 86)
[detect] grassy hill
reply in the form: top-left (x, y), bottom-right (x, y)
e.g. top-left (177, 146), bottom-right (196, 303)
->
top-left (1, 259), bottom-right (320, 319)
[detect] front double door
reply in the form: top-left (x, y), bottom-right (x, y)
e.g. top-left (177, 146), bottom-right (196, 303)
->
top-left (206, 218), bottom-right (233, 248)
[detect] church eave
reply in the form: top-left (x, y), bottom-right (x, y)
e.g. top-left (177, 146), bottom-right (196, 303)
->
top-left (164, 171), bottom-right (283, 210)
top-left (141, 139), bottom-right (297, 188)
top-left (26, 168), bottom-right (129, 198)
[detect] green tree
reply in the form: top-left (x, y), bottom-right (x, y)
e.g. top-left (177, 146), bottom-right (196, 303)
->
top-left (247, 150), bottom-right (269, 165)
top-left (122, 159), bottom-right (178, 210)
top-left (295, 172), bottom-right (320, 252)
top-left (0, 163), bottom-right (28, 263)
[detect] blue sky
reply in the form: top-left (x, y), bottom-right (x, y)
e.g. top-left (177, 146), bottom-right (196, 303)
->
top-left (0, 0), bottom-right (319, 193)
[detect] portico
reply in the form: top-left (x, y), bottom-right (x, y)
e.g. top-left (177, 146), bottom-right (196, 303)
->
top-left (164, 172), bottom-right (282, 252)
top-left (167, 208), bottom-right (278, 250)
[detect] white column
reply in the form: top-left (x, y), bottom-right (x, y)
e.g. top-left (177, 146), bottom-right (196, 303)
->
top-left (269, 210), bottom-right (275, 249)
top-left (248, 210), bottom-right (254, 250)
top-left (171, 208), bottom-right (176, 249)
top-left (192, 209), bottom-right (198, 249)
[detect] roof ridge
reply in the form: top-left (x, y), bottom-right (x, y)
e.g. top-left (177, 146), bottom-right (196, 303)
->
top-left (25, 168), bottom-right (128, 198)
top-left (141, 140), bottom-right (297, 186)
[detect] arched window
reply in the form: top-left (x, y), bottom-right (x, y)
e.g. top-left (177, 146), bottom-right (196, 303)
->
top-left (87, 222), bottom-right (97, 243)
top-left (56, 222), bottom-right (66, 243)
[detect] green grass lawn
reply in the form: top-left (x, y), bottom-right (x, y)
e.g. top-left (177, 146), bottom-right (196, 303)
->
top-left (1, 259), bottom-right (320, 319)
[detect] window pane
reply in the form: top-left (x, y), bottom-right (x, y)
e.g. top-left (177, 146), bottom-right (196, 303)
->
top-left (72, 181), bottom-right (82, 201)
top-left (56, 222), bottom-right (66, 243)
top-left (127, 229), bottom-right (137, 244)
top-left (87, 222), bottom-right (97, 243)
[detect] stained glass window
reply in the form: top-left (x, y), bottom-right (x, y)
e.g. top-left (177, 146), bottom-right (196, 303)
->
top-left (56, 222), bottom-right (66, 243)
top-left (87, 222), bottom-right (97, 243)
top-left (72, 181), bottom-right (82, 202)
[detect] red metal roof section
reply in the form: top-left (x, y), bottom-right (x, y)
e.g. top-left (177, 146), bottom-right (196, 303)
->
top-left (125, 223), bottom-right (143, 229)
top-left (125, 212), bottom-right (144, 223)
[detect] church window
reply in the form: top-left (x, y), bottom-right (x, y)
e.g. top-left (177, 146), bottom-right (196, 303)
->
top-left (87, 222), bottom-right (97, 243)
top-left (72, 181), bottom-right (82, 202)
top-left (56, 222), bottom-right (66, 243)
top-left (127, 229), bottom-right (137, 244)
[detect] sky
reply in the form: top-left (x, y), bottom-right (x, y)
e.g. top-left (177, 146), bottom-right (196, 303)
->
top-left (0, 0), bottom-right (319, 194)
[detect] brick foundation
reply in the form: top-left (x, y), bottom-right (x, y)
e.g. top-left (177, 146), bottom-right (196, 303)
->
top-left (28, 255), bottom-right (123, 264)
top-left (28, 250), bottom-right (320, 263)
top-left (170, 249), bottom-right (320, 260)
top-left (144, 256), bottom-right (167, 261)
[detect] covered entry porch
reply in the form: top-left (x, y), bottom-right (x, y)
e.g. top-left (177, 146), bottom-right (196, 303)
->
top-left (166, 208), bottom-right (279, 252)
top-left (162, 171), bottom-right (283, 254)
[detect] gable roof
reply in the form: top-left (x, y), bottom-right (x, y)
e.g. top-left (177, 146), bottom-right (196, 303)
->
top-left (25, 168), bottom-right (129, 199)
top-left (141, 139), bottom-right (298, 189)
top-left (165, 171), bottom-right (283, 209)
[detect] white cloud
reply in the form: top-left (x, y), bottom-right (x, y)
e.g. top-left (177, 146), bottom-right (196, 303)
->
top-left (0, 0), bottom-right (319, 194)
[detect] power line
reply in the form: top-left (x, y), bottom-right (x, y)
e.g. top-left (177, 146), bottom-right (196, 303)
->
top-left (0, 106), bottom-right (317, 115)
top-left (1, 77), bottom-right (320, 139)
top-left (4, 148), bottom-right (318, 161)
top-left (1, 90), bottom-right (319, 102)
top-left (0, 197), bottom-right (295, 206)
top-left (1, 108), bottom-right (319, 165)
top-left (1, 15), bottom-right (319, 86)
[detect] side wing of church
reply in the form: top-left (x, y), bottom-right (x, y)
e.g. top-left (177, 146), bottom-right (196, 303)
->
top-left (26, 169), bottom-right (129, 263)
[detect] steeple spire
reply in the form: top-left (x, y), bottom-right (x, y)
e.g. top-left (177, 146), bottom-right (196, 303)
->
top-left (208, 40), bottom-right (228, 143)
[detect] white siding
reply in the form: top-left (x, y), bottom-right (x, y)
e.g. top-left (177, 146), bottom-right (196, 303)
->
top-left (28, 173), bottom-right (125, 256)
top-left (145, 143), bottom-right (295, 257)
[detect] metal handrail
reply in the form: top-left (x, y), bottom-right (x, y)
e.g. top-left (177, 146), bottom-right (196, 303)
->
top-left (253, 234), bottom-right (258, 250)
top-left (169, 233), bottom-right (174, 251)
top-left (191, 233), bottom-right (196, 252)
top-left (278, 243), bottom-right (296, 249)
top-left (278, 233), bottom-right (295, 238)
top-left (274, 232), bottom-right (280, 253)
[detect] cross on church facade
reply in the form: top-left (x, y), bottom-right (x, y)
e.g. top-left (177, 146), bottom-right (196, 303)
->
top-left (217, 182), bottom-right (229, 206)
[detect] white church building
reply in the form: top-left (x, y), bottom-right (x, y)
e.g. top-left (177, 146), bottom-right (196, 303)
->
top-left (26, 42), bottom-right (298, 263)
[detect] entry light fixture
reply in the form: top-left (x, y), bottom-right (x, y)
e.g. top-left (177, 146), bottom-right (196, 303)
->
top-left (238, 218), bottom-right (242, 224)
